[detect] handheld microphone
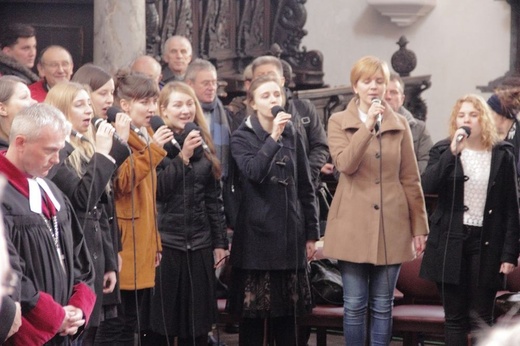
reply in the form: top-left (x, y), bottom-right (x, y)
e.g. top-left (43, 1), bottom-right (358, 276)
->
top-left (184, 122), bottom-right (210, 154)
top-left (150, 116), bottom-right (181, 157)
top-left (271, 105), bottom-right (285, 117)
top-left (456, 126), bottom-right (471, 142)
top-left (271, 105), bottom-right (293, 132)
top-left (70, 129), bottom-right (90, 143)
top-left (106, 106), bottom-right (144, 137)
top-left (371, 98), bottom-right (383, 131)
top-left (91, 116), bottom-right (126, 144)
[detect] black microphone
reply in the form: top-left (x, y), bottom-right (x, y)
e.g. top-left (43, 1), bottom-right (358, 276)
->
top-left (91, 116), bottom-right (126, 144)
top-left (271, 105), bottom-right (285, 117)
top-left (106, 106), bottom-right (143, 137)
top-left (70, 129), bottom-right (90, 143)
top-left (149, 116), bottom-right (181, 157)
top-left (371, 98), bottom-right (383, 131)
top-left (184, 122), bottom-right (210, 154)
top-left (456, 126), bottom-right (471, 142)
top-left (271, 105), bottom-right (293, 132)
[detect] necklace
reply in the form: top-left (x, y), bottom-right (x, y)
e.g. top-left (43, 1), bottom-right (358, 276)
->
top-left (39, 214), bottom-right (65, 269)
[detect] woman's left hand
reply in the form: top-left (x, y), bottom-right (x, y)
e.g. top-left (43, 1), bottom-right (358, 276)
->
top-left (306, 240), bottom-right (317, 260)
top-left (214, 248), bottom-right (229, 269)
top-left (413, 235), bottom-right (426, 256)
top-left (500, 262), bottom-right (516, 275)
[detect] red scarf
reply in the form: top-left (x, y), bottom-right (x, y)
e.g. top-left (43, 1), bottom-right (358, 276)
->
top-left (0, 151), bottom-right (56, 218)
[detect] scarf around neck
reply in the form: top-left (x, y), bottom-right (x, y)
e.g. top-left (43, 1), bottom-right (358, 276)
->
top-left (200, 98), bottom-right (230, 178)
top-left (0, 151), bottom-right (60, 218)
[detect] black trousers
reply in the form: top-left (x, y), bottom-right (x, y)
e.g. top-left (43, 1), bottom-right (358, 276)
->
top-left (94, 289), bottom-right (146, 345)
top-left (438, 227), bottom-right (497, 346)
top-left (239, 316), bottom-right (297, 346)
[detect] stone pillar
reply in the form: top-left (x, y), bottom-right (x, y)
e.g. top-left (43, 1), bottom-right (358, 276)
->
top-left (93, 0), bottom-right (146, 74)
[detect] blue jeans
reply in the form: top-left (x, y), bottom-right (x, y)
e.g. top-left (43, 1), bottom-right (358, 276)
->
top-left (338, 261), bottom-right (400, 346)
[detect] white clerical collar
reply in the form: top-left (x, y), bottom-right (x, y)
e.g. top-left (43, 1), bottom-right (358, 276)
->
top-left (27, 178), bottom-right (61, 214)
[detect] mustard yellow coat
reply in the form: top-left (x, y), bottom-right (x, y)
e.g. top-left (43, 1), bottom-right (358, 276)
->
top-left (114, 129), bottom-right (166, 290)
top-left (323, 99), bottom-right (429, 265)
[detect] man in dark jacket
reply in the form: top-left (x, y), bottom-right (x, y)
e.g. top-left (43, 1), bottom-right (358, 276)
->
top-left (0, 23), bottom-right (39, 84)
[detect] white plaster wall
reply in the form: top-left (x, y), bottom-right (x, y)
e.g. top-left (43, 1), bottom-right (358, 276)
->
top-left (302, 0), bottom-right (511, 142)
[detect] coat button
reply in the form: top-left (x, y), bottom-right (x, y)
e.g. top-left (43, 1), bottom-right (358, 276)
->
top-left (375, 152), bottom-right (381, 159)
top-left (488, 209), bottom-right (493, 215)
top-left (373, 204), bottom-right (380, 210)
top-left (464, 175), bottom-right (470, 181)
top-left (375, 179), bottom-right (380, 184)
top-left (484, 241), bottom-right (489, 246)
top-left (463, 205), bottom-right (469, 212)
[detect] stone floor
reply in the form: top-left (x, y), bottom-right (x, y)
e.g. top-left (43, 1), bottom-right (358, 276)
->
top-left (210, 326), bottom-right (428, 346)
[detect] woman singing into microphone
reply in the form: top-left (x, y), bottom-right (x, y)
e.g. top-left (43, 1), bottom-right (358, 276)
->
top-left (323, 55), bottom-right (429, 345)
top-left (45, 81), bottom-right (131, 344)
top-left (227, 74), bottom-right (319, 345)
top-left (146, 81), bottom-right (228, 345)
top-left (420, 94), bottom-right (520, 345)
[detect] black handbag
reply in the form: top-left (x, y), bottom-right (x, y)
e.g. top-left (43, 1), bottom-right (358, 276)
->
top-left (309, 258), bottom-right (343, 305)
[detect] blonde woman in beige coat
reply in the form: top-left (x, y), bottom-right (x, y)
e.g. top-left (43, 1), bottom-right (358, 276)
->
top-left (323, 56), bottom-right (429, 346)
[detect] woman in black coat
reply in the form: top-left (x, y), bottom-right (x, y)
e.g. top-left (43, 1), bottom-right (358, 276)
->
top-left (420, 94), bottom-right (520, 345)
top-left (227, 74), bottom-right (320, 346)
top-left (45, 81), bottom-right (131, 345)
top-left (148, 81), bottom-right (228, 346)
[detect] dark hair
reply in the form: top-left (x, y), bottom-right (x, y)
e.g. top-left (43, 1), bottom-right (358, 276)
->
top-left (72, 63), bottom-right (112, 92)
top-left (0, 23), bottom-right (36, 49)
top-left (114, 68), bottom-right (159, 104)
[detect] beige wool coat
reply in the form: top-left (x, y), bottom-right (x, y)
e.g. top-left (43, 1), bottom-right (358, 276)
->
top-left (323, 99), bottom-right (429, 265)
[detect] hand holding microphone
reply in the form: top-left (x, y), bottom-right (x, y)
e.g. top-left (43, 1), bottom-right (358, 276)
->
top-left (150, 116), bottom-right (181, 157)
top-left (370, 98), bottom-right (385, 132)
top-left (270, 105), bottom-right (292, 141)
top-left (450, 126), bottom-right (471, 155)
top-left (107, 106), bottom-right (143, 138)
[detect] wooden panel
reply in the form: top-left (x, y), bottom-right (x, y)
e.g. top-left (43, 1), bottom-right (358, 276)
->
top-left (0, 1), bottom-right (93, 73)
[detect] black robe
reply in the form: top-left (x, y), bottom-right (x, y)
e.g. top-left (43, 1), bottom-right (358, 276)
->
top-left (1, 158), bottom-right (96, 345)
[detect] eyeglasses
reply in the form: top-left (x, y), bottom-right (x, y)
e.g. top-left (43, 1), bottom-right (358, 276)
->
top-left (42, 61), bottom-right (72, 70)
top-left (1, 269), bottom-right (17, 296)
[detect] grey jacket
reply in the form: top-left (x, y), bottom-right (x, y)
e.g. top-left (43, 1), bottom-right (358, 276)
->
top-left (399, 106), bottom-right (433, 174)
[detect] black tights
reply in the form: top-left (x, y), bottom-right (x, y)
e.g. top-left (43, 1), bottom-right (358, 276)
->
top-left (239, 316), bottom-right (297, 346)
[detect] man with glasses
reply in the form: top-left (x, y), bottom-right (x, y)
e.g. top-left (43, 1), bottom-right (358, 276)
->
top-left (29, 45), bottom-right (74, 102)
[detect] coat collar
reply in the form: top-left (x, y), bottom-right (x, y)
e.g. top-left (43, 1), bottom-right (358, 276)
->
top-left (341, 98), bottom-right (406, 134)
top-left (244, 115), bottom-right (274, 142)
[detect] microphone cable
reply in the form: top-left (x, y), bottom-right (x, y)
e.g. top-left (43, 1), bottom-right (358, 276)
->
top-left (375, 124), bottom-right (394, 334)
top-left (141, 132), bottom-right (168, 346)
top-left (152, 143), bottom-right (172, 346)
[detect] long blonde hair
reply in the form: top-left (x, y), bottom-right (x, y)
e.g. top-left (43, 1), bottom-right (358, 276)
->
top-left (158, 81), bottom-right (222, 179)
top-left (45, 82), bottom-right (96, 178)
top-left (448, 94), bottom-right (500, 150)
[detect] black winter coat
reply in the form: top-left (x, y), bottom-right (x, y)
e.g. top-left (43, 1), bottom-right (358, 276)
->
top-left (230, 115), bottom-right (320, 270)
top-left (420, 139), bottom-right (520, 288)
top-left (156, 153), bottom-right (228, 252)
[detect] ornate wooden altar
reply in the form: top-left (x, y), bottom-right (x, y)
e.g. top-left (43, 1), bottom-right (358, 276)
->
top-left (145, 1), bottom-right (431, 122)
top-left (145, 0), bottom-right (325, 95)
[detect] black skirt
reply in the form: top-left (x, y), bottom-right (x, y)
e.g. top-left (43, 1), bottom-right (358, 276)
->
top-left (226, 267), bottom-right (313, 319)
top-left (149, 247), bottom-right (217, 338)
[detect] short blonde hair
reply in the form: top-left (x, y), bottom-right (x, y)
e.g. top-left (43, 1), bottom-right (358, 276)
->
top-left (350, 56), bottom-right (390, 89)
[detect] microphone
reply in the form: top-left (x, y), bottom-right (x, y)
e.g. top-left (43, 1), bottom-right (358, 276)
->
top-left (106, 106), bottom-right (143, 137)
top-left (271, 105), bottom-right (285, 117)
top-left (371, 98), bottom-right (383, 131)
top-left (149, 116), bottom-right (181, 157)
top-left (184, 122), bottom-right (210, 154)
top-left (70, 129), bottom-right (90, 143)
top-left (91, 116), bottom-right (126, 144)
top-left (456, 126), bottom-right (471, 142)
top-left (271, 105), bottom-right (293, 132)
